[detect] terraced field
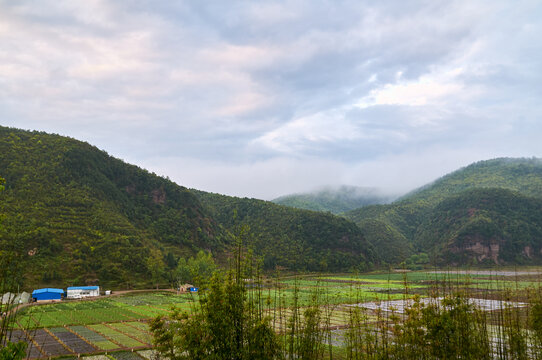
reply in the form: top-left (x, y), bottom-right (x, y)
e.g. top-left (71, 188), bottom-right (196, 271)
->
top-left (108, 323), bottom-right (151, 345)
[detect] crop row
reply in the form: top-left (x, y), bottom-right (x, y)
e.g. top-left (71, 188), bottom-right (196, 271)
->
top-left (108, 323), bottom-right (151, 345)
top-left (89, 324), bottom-right (145, 348)
top-left (69, 325), bottom-right (119, 351)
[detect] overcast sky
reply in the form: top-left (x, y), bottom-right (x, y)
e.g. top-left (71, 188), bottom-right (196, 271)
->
top-left (1, 0), bottom-right (541, 199)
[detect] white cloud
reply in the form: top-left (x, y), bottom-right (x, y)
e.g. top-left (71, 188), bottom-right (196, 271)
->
top-left (356, 67), bottom-right (468, 108)
top-left (253, 109), bottom-right (363, 153)
top-left (1, 0), bottom-right (541, 198)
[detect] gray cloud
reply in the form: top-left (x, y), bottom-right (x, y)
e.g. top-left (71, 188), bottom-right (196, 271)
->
top-left (1, 0), bottom-right (541, 199)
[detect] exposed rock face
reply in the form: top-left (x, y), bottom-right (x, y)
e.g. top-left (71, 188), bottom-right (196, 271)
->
top-left (449, 237), bottom-right (501, 264)
top-left (464, 242), bottom-right (500, 263)
top-left (151, 188), bottom-right (166, 204)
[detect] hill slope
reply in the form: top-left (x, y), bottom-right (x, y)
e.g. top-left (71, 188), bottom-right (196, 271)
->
top-left (344, 158), bottom-right (542, 265)
top-left (0, 126), bottom-right (225, 288)
top-left (194, 190), bottom-right (377, 271)
top-left (0, 126), bottom-right (378, 288)
top-left (272, 186), bottom-right (394, 214)
top-left (416, 188), bottom-right (542, 264)
top-left (401, 158), bottom-right (542, 204)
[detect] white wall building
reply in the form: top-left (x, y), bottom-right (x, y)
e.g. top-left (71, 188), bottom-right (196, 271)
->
top-left (66, 286), bottom-right (100, 299)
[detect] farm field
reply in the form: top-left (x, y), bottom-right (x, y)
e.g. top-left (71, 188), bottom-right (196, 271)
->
top-left (10, 268), bottom-right (542, 358)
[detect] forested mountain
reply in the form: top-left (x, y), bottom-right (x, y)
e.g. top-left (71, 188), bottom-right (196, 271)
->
top-left (401, 158), bottom-right (542, 204)
top-left (0, 126), bottom-right (377, 288)
top-left (194, 190), bottom-right (377, 271)
top-left (0, 126), bottom-right (226, 288)
top-left (3, 124), bottom-right (542, 285)
top-left (416, 188), bottom-right (542, 264)
top-left (344, 158), bottom-right (542, 265)
top-left (272, 185), bottom-right (394, 214)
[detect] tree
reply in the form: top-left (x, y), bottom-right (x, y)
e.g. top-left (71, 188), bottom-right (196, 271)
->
top-left (188, 251), bottom-right (216, 287)
top-left (150, 232), bottom-right (280, 359)
top-left (146, 250), bottom-right (166, 289)
top-left (174, 258), bottom-right (191, 290)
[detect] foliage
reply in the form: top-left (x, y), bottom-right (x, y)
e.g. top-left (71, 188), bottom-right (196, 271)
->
top-left (0, 342), bottom-right (26, 360)
top-left (174, 250), bottom-right (216, 287)
top-left (403, 253), bottom-right (430, 270)
top-left (357, 219), bottom-right (412, 264)
top-left (150, 236), bottom-right (281, 360)
top-left (387, 294), bottom-right (492, 359)
top-left (194, 190), bottom-right (377, 271)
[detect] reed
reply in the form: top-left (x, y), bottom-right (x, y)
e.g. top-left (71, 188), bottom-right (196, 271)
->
top-left (149, 241), bottom-right (542, 359)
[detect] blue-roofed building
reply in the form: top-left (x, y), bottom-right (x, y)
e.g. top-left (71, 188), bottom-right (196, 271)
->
top-left (66, 286), bottom-right (100, 299)
top-left (32, 288), bottom-right (64, 302)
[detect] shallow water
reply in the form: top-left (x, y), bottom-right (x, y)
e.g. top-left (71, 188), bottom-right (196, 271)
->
top-left (347, 297), bottom-right (527, 313)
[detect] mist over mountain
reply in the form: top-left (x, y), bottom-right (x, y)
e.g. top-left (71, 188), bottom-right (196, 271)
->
top-left (272, 185), bottom-right (397, 214)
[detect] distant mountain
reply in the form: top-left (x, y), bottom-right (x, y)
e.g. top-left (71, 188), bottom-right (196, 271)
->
top-left (272, 185), bottom-right (395, 214)
top-left (0, 126), bottom-right (378, 289)
top-left (344, 158), bottom-right (542, 265)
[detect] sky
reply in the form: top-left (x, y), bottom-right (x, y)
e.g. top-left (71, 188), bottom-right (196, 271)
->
top-left (1, 0), bottom-right (541, 200)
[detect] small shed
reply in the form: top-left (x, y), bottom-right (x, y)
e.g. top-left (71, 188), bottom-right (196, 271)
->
top-left (66, 286), bottom-right (100, 299)
top-left (32, 288), bottom-right (64, 302)
top-left (178, 284), bottom-right (194, 293)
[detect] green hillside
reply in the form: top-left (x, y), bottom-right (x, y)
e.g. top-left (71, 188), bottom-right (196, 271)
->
top-left (272, 185), bottom-right (393, 214)
top-left (194, 190), bottom-right (377, 271)
top-left (344, 158), bottom-right (542, 265)
top-left (401, 157), bottom-right (542, 204)
top-left (416, 188), bottom-right (542, 265)
top-left (0, 126), bottom-right (378, 289)
top-left (0, 126), bottom-right (225, 288)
